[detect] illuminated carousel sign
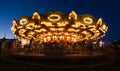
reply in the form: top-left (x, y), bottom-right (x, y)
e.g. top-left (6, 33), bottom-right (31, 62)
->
top-left (11, 10), bottom-right (108, 43)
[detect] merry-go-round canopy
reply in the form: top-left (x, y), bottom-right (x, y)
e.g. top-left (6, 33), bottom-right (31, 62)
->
top-left (11, 10), bottom-right (108, 43)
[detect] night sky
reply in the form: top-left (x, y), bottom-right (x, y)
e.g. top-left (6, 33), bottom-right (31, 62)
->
top-left (0, 0), bottom-right (119, 42)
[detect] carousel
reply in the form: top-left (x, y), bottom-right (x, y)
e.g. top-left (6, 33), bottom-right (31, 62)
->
top-left (11, 10), bottom-right (110, 66)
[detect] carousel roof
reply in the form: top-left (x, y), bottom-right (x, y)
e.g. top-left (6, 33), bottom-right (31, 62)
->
top-left (11, 10), bottom-right (108, 42)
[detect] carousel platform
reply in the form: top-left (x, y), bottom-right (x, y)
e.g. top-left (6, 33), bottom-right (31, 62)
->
top-left (11, 51), bottom-right (111, 68)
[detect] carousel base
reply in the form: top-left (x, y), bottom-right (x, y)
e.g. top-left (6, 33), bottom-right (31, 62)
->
top-left (11, 51), bottom-right (113, 68)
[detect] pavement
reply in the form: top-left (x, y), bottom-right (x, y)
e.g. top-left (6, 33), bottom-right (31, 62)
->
top-left (0, 56), bottom-right (120, 71)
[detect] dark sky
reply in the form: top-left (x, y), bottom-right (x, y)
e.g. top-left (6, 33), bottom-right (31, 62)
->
top-left (0, 0), bottom-right (119, 42)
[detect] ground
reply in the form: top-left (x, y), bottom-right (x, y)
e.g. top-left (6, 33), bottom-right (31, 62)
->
top-left (0, 57), bottom-right (120, 71)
